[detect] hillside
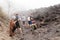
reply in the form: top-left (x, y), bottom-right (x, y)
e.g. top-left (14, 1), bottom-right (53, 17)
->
top-left (0, 4), bottom-right (60, 40)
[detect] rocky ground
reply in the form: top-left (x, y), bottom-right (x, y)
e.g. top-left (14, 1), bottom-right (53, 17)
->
top-left (0, 18), bottom-right (60, 40)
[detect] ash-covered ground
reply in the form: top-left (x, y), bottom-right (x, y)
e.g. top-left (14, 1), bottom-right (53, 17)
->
top-left (0, 4), bottom-right (60, 40)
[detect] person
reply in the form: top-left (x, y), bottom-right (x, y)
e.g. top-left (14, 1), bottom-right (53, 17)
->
top-left (27, 13), bottom-right (34, 25)
top-left (31, 18), bottom-right (37, 30)
top-left (22, 15), bottom-right (26, 25)
top-left (27, 16), bottom-right (32, 25)
top-left (15, 14), bottom-right (22, 33)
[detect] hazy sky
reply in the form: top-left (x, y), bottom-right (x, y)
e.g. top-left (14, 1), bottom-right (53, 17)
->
top-left (0, 0), bottom-right (60, 14)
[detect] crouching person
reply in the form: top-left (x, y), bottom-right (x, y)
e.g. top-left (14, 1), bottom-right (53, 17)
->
top-left (30, 18), bottom-right (37, 31)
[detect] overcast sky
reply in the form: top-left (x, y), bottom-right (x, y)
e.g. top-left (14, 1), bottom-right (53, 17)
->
top-left (0, 0), bottom-right (60, 14)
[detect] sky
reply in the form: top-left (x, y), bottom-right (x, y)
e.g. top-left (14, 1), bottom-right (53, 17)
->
top-left (0, 0), bottom-right (60, 14)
